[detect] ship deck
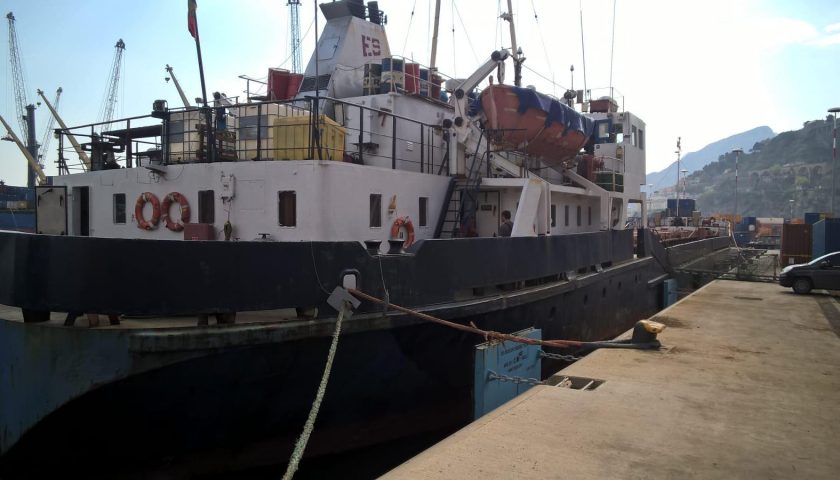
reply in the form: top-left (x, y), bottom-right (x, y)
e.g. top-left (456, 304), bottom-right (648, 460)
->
top-left (384, 280), bottom-right (840, 479)
top-left (0, 304), bottom-right (300, 329)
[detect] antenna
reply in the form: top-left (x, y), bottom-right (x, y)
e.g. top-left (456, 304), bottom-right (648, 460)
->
top-left (608, 0), bottom-right (617, 100)
top-left (578, 0), bottom-right (587, 98)
top-left (288, 0), bottom-right (302, 73)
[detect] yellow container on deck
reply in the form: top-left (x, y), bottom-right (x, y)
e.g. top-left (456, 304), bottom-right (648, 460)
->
top-left (271, 115), bottom-right (346, 161)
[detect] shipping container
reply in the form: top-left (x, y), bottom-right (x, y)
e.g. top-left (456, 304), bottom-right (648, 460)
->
top-left (757, 217), bottom-right (784, 225)
top-left (780, 223), bottom-right (812, 266)
top-left (811, 218), bottom-right (840, 258)
top-left (666, 198), bottom-right (696, 213)
top-left (804, 212), bottom-right (833, 225)
top-left (743, 216), bottom-right (757, 225)
top-left (0, 211), bottom-right (35, 230)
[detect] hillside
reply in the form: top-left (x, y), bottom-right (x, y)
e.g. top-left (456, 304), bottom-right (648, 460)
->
top-left (685, 118), bottom-right (835, 217)
top-left (646, 126), bottom-right (775, 190)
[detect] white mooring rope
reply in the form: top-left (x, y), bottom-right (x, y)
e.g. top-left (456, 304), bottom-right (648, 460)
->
top-left (282, 302), bottom-right (349, 480)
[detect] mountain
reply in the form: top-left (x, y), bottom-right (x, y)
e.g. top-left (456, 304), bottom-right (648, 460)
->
top-left (646, 126), bottom-right (775, 190)
top-left (686, 118), bottom-right (835, 217)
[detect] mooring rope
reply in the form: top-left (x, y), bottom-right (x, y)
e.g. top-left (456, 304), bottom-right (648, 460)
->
top-left (282, 302), bottom-right (349, 480)
top-left (348, 288), bottom-right (584, 349)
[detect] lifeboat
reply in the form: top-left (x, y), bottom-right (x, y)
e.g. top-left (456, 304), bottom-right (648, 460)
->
top-left (480, 84), bottom-right (594, 166)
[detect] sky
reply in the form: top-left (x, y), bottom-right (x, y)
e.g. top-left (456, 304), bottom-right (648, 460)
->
top-left (1, 0), bottom-right (839, 186)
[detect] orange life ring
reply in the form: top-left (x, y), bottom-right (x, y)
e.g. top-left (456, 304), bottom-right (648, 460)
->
top-left (161, 192), bottom-right (191, 232)
top-left (134, 192), bottom-right (161, 230)
top-left (390, 216), bottom-right (415, 248)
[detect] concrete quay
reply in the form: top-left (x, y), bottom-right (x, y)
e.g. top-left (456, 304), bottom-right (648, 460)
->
top-left (385, 280), bottom-right (840, 479)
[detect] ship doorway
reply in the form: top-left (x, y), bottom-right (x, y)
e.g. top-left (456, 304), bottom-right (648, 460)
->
top-left (475, 191), bottom-right (501, 237)
top-left (72, 186), bottom-right (90, 236)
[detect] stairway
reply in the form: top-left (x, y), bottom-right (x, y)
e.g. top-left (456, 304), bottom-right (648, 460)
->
top-left (436, 152), bottom-right (486, 239)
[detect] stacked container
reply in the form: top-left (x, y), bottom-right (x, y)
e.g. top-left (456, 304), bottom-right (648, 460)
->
top-left (780, 223), bottom-right (812, 266)
top-left (805, 212), bottom-right (833, 225)
top-left (811, 218), bottom-right (840, 258)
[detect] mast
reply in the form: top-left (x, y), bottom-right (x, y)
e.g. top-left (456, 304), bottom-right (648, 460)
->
top-left (504, 0), bottom-right (523, 87)
top-left (675, 137), bottom-right (681, 218)
top-left (429, 0), bottom-right (441, 72)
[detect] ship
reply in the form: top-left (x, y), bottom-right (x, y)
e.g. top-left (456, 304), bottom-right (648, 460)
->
top-left (651, 197), bottom-right (732, 247)
top-left (0, 1), bottom-right (729, 476)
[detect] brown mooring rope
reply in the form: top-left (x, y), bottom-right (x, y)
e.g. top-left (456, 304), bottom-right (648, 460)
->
top-left (348, 288), bottom-right (585, 349)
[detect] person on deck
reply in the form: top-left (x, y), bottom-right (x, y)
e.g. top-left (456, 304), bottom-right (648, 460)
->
top-left (498, 210), bottom-right (513, 237)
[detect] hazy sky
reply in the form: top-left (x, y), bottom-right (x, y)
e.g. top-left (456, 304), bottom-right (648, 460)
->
top-left (1, 0), bottom-right (839, 186)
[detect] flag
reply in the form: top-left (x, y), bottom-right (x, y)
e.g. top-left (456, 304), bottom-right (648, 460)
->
top-left (188, 0), bottom-right (198, 38)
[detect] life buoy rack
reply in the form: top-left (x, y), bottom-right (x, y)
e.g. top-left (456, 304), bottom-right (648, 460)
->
top-left (135, 192), bottom-right (161, 230)
top-left (390, 216), bottom-right (415, 248)
top-left (161, 192), bottom-right (191, 232)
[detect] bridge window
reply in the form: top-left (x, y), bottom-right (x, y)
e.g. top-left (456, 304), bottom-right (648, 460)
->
top-left (370, 194), bottom-right (382, 228)
top-left (588, 206), bottom-right (592, 226)
top-left (198, 190), bottom-right (215, 224)
top-left (564, 205), bottom-right (569, 226)
top-left (577, 205), bottom-right (582, 227)
top-left (551, 204), bottom-right (556, 227)
top-left (113, 193), bottom-right (126, 224)
top-left (278, 191), bottom-right (296, 227)
top-left (419, 197), bottom-right (428, 227)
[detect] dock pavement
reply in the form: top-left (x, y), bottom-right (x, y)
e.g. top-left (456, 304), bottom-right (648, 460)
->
top-left (384, 280), bottom-right (840, 479)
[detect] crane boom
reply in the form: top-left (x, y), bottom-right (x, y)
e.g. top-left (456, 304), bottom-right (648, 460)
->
top-left (0, 114), bottom-right (46, 185)
top-left (37, 88), bottom-right (91, 171)
top-left (98, 39), bottom-right (126, 128)
top-left (38, 87), bottom-right (61, 162)
top-left (165, 64), bottom-right (191, 108)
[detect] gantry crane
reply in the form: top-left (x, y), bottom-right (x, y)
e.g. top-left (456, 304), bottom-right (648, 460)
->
top-left (4, 12), bottom-right (43, 187)
top-left (288, 0), bottom-right (302, 73)
top-left (98, 39), bottom-right (126, 129)
top-left (165, 64), bottom-right (192, 108)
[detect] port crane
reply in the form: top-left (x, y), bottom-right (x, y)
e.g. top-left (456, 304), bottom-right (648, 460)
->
top-left (3, 12), bottom-right (46, 186)
top-left (98, 39), bottom-right (126, 129)
top-left (165, 64), bottom-right (192, 108)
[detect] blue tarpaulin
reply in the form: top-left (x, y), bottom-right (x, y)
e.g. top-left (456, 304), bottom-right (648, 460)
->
top-left (512, 86), bottom-right (594, 137)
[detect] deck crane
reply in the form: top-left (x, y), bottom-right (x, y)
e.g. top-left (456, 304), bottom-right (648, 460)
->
top-left (37, 88), bottom-right (92, 171)
top-left (37, 88), bottom-right (61, 166)
top-left (288, 0), bottom-right (302, 73)
top-left (4, 12), bottom-right (42, 187)
top-left (165, 64), bottom-right (191, 108)
top-left (98, 39), bottom-right (126, 130)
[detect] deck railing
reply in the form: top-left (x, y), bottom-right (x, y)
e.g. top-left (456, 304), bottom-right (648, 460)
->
top-left (54, 95), bottom-right (450, 176)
